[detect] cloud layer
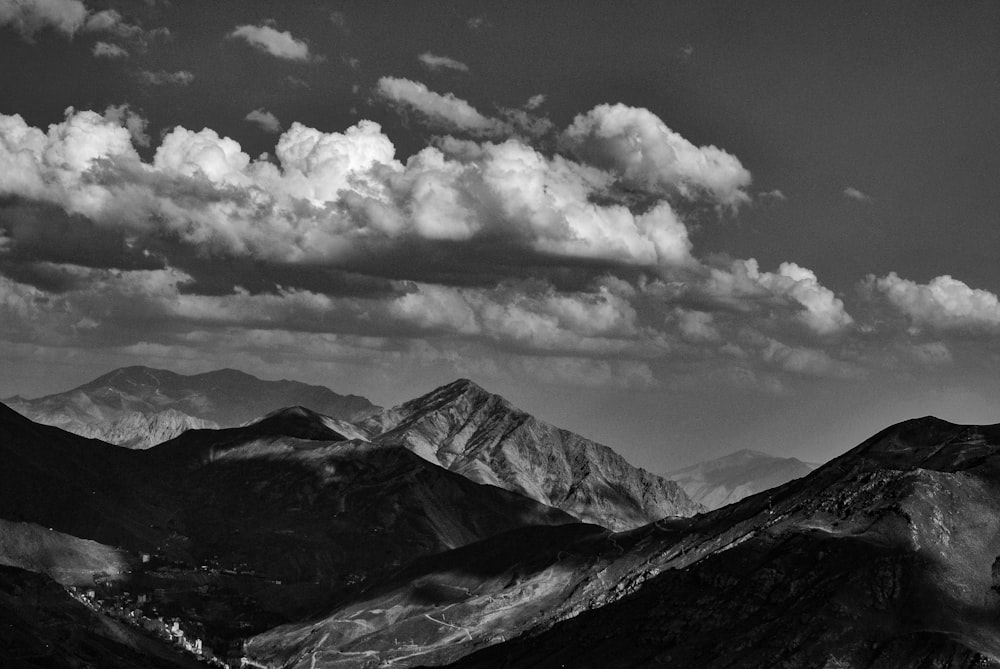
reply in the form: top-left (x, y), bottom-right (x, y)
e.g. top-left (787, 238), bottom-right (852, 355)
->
top-left (0, 88), bottom-right (981, 394)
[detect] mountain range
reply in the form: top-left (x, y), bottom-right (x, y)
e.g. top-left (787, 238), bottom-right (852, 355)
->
top-left (4, 366), bottom-right (377, 448)
top-left (664, 448), bottom-right (818, 510)
top-left (242, 415), bottom-right (1000, 668)
top-left (3, 367), bottom-right (999, 668)
top-left (5, 368), bottom-right (701, 531)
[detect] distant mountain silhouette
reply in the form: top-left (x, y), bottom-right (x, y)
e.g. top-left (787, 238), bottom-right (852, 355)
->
top-left (664, 448), bottom-right (817, 509)
top-left (5, 366), bottom-right (377, 448)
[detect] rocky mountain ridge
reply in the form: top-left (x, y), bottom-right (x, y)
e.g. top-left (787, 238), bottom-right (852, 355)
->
top-left (365, 378), bottom-right (703, 531)
top-left (0, 399), bottom-right (576, 650)
top-left (243, 416), bottom-right (1000, 668)
top-left (443, 417), bottom-right (1000, 668)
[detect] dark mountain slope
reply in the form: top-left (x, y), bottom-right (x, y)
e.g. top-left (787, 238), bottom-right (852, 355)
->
top-left (0, 565), bottom-right (204, 669)
top-left (445, 417), bottom-right (1000, 668)
top-left (144, 417), bottom-right (576, 589)
top-left (0, 402), bottom-right (174, 550)
top-left (365, 379), bottom-right (702, 531)
top-left (5, 366), bottom-right (378, 447)
top-left (248, 416), bottom-right (1000, 668)
top-left (0, 402), bottom-right (576, 643)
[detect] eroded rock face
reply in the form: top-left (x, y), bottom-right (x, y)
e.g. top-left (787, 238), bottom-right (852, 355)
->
top-left (70, 409), bottom-right (219, 449)
top-left (442, 417), bottom-right (1000, 669)
top-left (366, 379), bottom-right (703, 531)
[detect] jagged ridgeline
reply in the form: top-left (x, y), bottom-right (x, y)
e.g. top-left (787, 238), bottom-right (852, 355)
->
top-left (7, 370), bottom-right (1000, 668)
top-left (0, 373), bottom-right (700, 666)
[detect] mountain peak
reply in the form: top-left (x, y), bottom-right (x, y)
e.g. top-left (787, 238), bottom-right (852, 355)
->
top-left (367, 378), bottom-right (702, 530)
top-left (399, 378), bottom-right (509, 414)
top-left (79, 365), bottom-right (175, 390)
top-left (439, 377), bottom-right (492, 397)
top-left (246, 405), bottom-right (349, 441)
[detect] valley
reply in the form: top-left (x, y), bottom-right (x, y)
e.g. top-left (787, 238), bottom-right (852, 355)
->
top-left (3, 369), bottom-right (1000, 668)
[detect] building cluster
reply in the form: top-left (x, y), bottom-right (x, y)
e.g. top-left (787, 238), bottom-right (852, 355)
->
top-left (66, 581), bottom-right (274, 668)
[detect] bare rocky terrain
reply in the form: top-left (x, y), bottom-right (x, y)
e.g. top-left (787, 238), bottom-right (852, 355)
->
top-left (366, 378), bottom-right (703, 531)
top-left (444, 417), bottom-right (1000, 668)
top-left (5, 373), bottom-right (1000, 669)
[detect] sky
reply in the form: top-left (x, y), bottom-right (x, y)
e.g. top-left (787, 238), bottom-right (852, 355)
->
top-left (2, 0), bottom-right (1000, 471)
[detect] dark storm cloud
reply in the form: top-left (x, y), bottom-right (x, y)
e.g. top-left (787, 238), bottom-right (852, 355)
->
top-left (0, 199), bottom-right (164, 284)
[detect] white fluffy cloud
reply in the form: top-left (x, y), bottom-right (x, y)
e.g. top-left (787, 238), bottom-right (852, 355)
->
top-left (138, 70), bottom-right (194, 86)
top-left (873, 273), bottom-right (1000, 333)
top-left (0, 1), bottom-right (163, 44)
top-left (843, 186), bottom-right (870, 201)
top-left (696, 259), bottom-right (854, 336)
top-left (101, 104), bottom-right (149, 147)
top-left (0, 107), bottom-right (700, 270)
top-left (525, 94), bottom-right (546, 110)
top-left (562, 103), bottom-right (751, 208)
top-left (0, 104), bottom-right (879, 393)
top-left (244, 108), bottom-right (282, 133)
top-left (229, 23), bottom-right (310, 61)
top-left (92, 41), bottom-right (127, 58)
top-left (376, 77), bottom-right (507, 137)
top-left (753, 262), bottom-right (855, 335)
top-left (84, 8), bottom-right (141, 39)
top-left (418, 52), bottom-right (469, 72)
top-left (0, 0), bottom-right (88, 40)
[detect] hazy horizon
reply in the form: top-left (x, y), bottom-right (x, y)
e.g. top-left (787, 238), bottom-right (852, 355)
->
top-left (3, 1), bottom-right (1000, 472)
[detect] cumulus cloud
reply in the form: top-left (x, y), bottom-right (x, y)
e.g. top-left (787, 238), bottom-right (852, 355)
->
top-left (101, 104), bottom-right (149, 146)
top-left (0, 0), bottom-right (88, 40)
top-left (758, 337), bottom-right (865, 379)
top-left (561, 103), bottom-right (752, 208)
top-left (92, 41), bottom-right (127, 58)
top-left (229, 23), bottom-right (310, 61)
top-left (0, 107), bottom-right (702, 274)
top-left (138, 69), bottom-right (194, 86)
top-left (873, 273), bottom-right (1000, 333)
top-left (418, 52), bottom-right (470, 72)
top-left (843, 186), bottom-right (870, 201)
top-left (244, 108), bottom-right (282, 133)
top-left (0, 1), bottom-right (166, 47)
top-left (84, 8), bottom-right (142, 39)
top-left (758, 188), bottom-right (787, 203)
top-left (0, 104), bottom-right (875, 394)
top-left (753, 262), bottom-right (855, 335)
top-left (525, 94), bottom-right (546, 110)
top-left (691, 259), bottom-right (854, 336)
top-left (375, 77), bottom-right (507, 137)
